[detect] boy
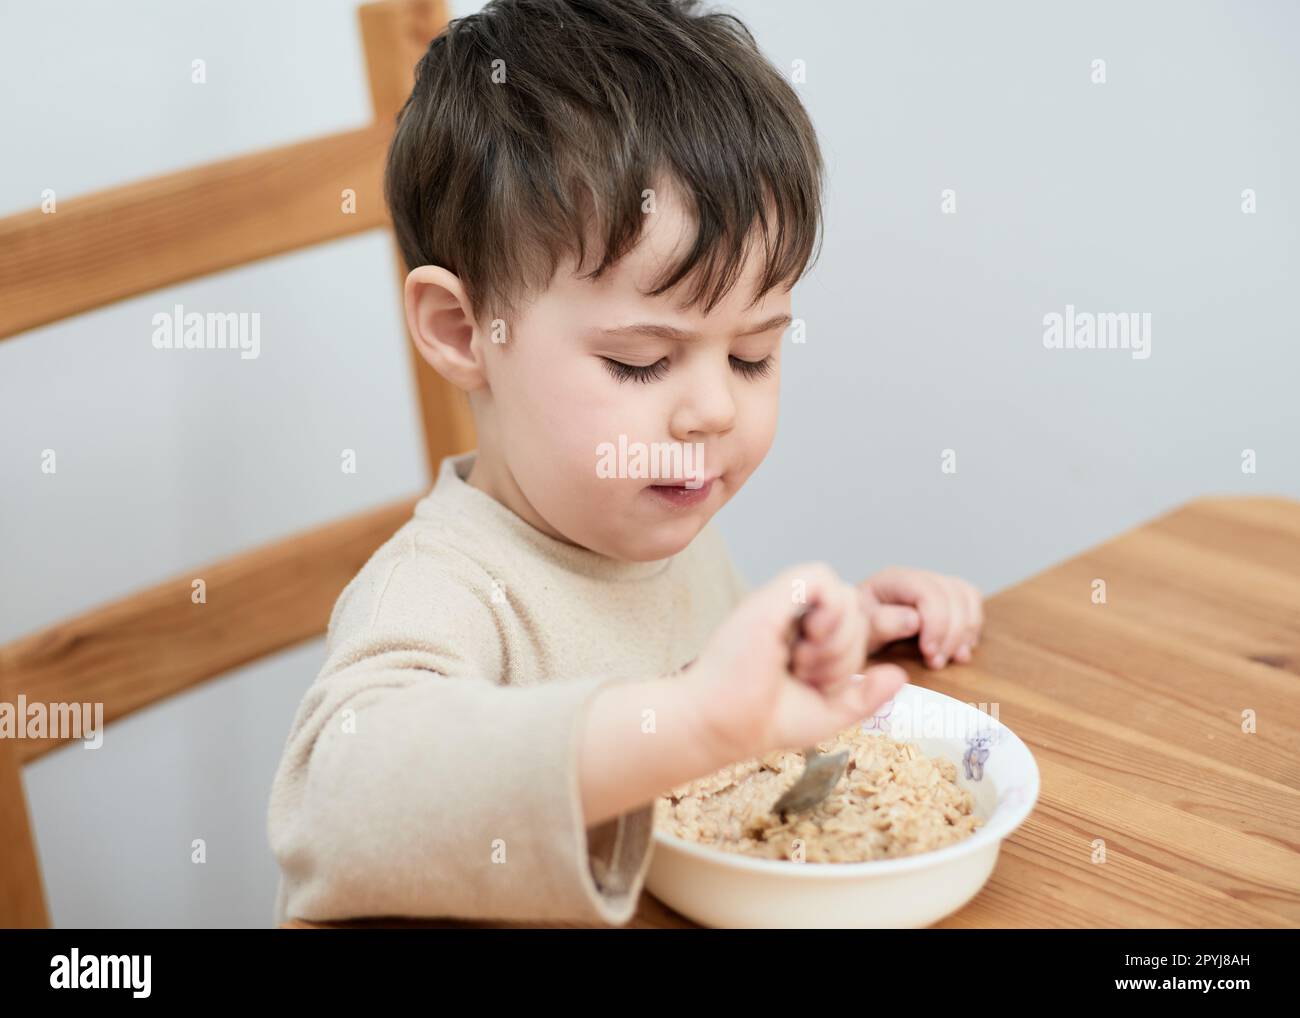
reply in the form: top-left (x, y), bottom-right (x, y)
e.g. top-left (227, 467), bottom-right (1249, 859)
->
top-left (268, 0), bottom-right (983, 926)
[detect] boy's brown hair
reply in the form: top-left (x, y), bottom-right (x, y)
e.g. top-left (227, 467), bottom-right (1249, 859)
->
top-left (385, 0), bottom-right (824, 328)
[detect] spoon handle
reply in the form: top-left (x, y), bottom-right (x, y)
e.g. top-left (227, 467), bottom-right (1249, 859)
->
top-left (786, 602), bottom-right (811, 671)
top-left (787, 603), bottom-right (820, 761)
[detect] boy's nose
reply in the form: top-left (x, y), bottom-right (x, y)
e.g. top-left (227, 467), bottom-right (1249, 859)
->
top-left (669, 373), bottom-right (737, 438)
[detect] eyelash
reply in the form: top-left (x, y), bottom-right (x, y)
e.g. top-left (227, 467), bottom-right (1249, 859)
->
top-left (600, 355), bottom-right (775, 384)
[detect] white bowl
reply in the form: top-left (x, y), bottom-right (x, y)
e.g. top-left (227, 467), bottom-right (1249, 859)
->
top-left (646, 681), bottom-right (1040, 928)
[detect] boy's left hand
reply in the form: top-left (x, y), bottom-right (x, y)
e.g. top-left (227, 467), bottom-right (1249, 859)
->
top-left (857, 568), bottom-right (984, 669)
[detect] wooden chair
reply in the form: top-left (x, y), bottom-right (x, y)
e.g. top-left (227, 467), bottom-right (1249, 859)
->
top-left (0, 0), bottom-right (470, 928)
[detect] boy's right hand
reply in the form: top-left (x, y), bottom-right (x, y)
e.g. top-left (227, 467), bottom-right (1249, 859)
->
top-left (683, 562), bottom-right (909, 764)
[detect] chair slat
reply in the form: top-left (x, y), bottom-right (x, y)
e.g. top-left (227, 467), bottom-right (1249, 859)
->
top-left (360, 0), bottom-right (477, 477)
top-left (0, 736), bottom-right (50, 927)
top-left (0, 124), bottom-right (392, 340)
top-left (0, 496), bottom-right (418, 765)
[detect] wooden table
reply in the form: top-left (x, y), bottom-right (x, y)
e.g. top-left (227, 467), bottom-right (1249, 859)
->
top-left (285, 496), bottom-right (1300, 929)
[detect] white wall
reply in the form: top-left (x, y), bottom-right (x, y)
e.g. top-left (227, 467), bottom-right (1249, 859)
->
top-left (2, 0), bottom-right (1296, 926)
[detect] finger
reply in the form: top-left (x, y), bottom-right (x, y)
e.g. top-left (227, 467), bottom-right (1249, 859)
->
top-left (954, 580), bottom-right (982, 661)
top-left (793, 581), bottom-right (851, 654)
top-left (800, 597), bottom-right (838, 641)
top-left (967, 581), bottom-right (984, 646)
top-left (806, 585), bottom-right (857, 657)
top-left (779, 666), bottom-right (904, 745)
top-left (868, 568), bottom-right (954, 664)
top-left (795, 586), bottom-right (865, 678)
top-left (764, 562), bottom-right (839, 660)
top-left (912, 576), bottom-right (955, 668)
top-left (860, 566), bottom-right (927, 607)
top-left (830, 600), bottom-right (869, 679)
top-left (776, 562), bottom-right (840, 631)
top-left (793, 606), bottom-right (862, 682)
top-left (820, 665), bottom-right (908, 729)
top-left (803, 579), bottom-right (858, 641)
top-left (936, 577), bottom-right (967, 666)
top-left (867, 604), bottom-right (920, 653)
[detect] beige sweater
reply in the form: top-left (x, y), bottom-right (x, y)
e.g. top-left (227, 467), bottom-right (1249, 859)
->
top-left (267, 450), bottom-right (749, 926)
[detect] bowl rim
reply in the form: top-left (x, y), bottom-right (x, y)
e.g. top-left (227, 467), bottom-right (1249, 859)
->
top-left (651, 682), bottom-right (1041, 878)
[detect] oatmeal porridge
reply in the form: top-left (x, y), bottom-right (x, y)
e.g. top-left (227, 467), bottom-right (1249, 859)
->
top-left (655, 726), bottom-right (984, 863)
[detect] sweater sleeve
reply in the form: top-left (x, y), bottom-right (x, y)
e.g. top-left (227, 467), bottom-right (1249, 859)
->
top-left (267, 552), bottom-right (655, 926)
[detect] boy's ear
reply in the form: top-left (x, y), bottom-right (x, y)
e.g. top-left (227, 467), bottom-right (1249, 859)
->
top-left (403, 265), bottom-right (487, 391)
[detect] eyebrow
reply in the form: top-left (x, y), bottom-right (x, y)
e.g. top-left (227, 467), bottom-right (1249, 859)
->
top-left (595, 313), bottom-right (792, 342)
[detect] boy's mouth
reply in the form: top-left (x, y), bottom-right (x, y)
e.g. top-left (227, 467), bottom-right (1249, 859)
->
top-left (646, 472), bottom-right (719, 489)
top-left (646, 476), bottom-right (717, 506)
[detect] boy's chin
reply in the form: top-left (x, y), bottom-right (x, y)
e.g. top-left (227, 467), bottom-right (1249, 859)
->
top-left (610, 516), bottom-right (709, 562)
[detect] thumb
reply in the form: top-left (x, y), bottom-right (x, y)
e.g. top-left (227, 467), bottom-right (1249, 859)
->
top-left (868, 605), bottom-right (921, 652)
top-left (821, 664), bottom-right (908, 728)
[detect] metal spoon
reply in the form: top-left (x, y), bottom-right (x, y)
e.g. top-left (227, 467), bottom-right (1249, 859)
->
top-left (771, 602), bottom-right (852, 818)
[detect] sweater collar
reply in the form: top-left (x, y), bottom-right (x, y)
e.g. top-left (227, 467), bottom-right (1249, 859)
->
top-left (421, 450), bottom-right (674, 582)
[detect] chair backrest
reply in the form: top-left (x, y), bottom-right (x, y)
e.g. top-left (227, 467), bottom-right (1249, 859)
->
top-left (0, 0), bottom-right (473, 927)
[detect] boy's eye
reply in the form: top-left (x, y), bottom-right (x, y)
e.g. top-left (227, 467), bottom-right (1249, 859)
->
top-left (730, 354), bottom-right (775, 380)
top-left (600, 355), bottom-right (776, 384)
top-left (600, 357), bottom-right (670, 384)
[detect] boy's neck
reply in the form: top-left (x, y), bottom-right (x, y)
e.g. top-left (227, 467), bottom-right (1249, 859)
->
top-left (466, 448), bottom-right (583, 551)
